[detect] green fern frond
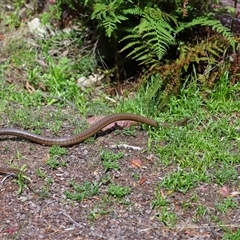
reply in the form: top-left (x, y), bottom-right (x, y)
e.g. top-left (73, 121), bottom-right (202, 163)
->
top-left (91, 0), bottom-right (130, 37)
top-left (121, 7), bottom-right (176, 65)
top-left (176, 17), bottom-right (236, 49)
top-left (127, 45), bottom-right (151, 60)
top-left (123, 7), bottom-right (143, 16)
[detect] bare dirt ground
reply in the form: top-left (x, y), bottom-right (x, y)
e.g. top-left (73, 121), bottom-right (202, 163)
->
top-left (0, 106), bottom-right (236, 240)
top-left (0, 120), bottom-right (227, 240)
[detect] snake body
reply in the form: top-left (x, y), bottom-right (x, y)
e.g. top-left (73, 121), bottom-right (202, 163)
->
top-left (0, 113), bottom-right (158, 147)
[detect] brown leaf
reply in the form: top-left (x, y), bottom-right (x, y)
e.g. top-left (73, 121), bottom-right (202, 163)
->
top-left (139, 176), bottom-right (147, 185)
top-left (131, 159), bottom-right (142, 168)
top-left (218, 186), bottom-right (230, 197)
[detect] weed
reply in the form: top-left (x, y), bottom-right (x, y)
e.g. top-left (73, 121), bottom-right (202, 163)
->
top-left (1, 26), bottom-right (96, 113)
top-left (131, 172), bottom-right (140, 181)
top-left (14, 165), bottom-right (32, 195)
top-left (211, 215), bottom-right (220, 223)
top-left (4, 8), bottom-right (22, 28)
top-left (121, 126), bottom-right (136, 137)
top-left (38, 186), bottom-right (50, 199)
top-left (207, 73), bottom-right (240, 112)
top-left (151, 188), bottom-right (168, 208)
top-left (46, 146), bottom-right (67, 169)
top-left (156, 207), bottom-right (177, 228)
top-left (48, 120), bottom-right (62, 134)
top-left (216, 198), bottom-right (238, 213)
top-left (107, 183), bottom-right (131, 199)
top-left (46, 156), bottom-right (66, 169)
top-left (64, 181), bottom-right (99, 201)
top-left (32, 128), bottom-right (43, 135)
top-left (88, 207), bottom-right (109, 221)
top-left (214, 164), bottom-right (238, 185)
top-left (194, 205), bottom-right (209, 220)
top-left (4, 146), bottom-right (11, 152)
top-left (223, 228), bottom-right (240, 240)
top-left (16, 151), bottom-right (22, 160)
top-left (35, 168), bottom-right (46, 179)
top-left (100, 150), bottom-right (124, 171)
top-left (49, 146), bottom-right (67, 156)
top-left (181, 194), bottom-right (198, 210)
top-left (40, 3), bottom-right (61, 25)
top-left (159, 169), bottom-right (206, 194)
top-left (116, 78), bottom-right (160, 117)
top-left (46, 178), bottom-right (53, 186)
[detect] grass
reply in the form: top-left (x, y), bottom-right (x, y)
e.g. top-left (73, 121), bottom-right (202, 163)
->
top-left (64, 180), bottom-right (100, 201)
top-left (14, 164), bottom-right (32, 195)
top-left (148, 80), bottom-right (239, 232)
top-left (35, 168), bottom-right (47, 178)
top-left (100, 150), bottom-right (124, 171)
top-left (107, 183), bottom-right (131, 199)
top-left (216, 198), bottom-right (238, 214)
top-left (151, 189), bottom-right (168, 208)
top-left (159, 169), bottom-right (209, 194)
top-left (156, 206), bottom-right (178, 228)
top-left (223, 228), bottom-right (240, 240)
top-left (46, 146), bottom-right (67, 169)
top-left (0, 9), bottom-right (239, 238)
top-left (88, 207), bottom-right (109, 221)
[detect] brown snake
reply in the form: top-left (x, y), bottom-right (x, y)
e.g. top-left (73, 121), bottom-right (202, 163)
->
top-left (0, 113), bottom-right (158, 147)
top-left (0, 113), bottom-right (188, 174)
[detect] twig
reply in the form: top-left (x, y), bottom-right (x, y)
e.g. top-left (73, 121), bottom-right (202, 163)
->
top-left (61, 211), bottom-right (82, 228)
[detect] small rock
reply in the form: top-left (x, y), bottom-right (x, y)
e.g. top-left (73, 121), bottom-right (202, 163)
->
top-left (28, 18), bottom-right (47, 38)
top-left (77, 74), bottom-right (104, 88)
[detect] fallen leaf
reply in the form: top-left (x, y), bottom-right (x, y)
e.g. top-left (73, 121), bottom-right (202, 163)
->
top-left (139, 176), bottom-right (147, 185)
top-left (218, 186), bottom-right (230, 197)
top-left (131, 159), bottom-right (142, 168)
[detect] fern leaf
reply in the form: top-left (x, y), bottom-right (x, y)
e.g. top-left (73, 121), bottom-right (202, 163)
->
top-left (123, 7), bottom-right (143, 16)
top-left (121, 7), bottom-right (176, 65)
top-left (176, 17), bottom-right (236, 49)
